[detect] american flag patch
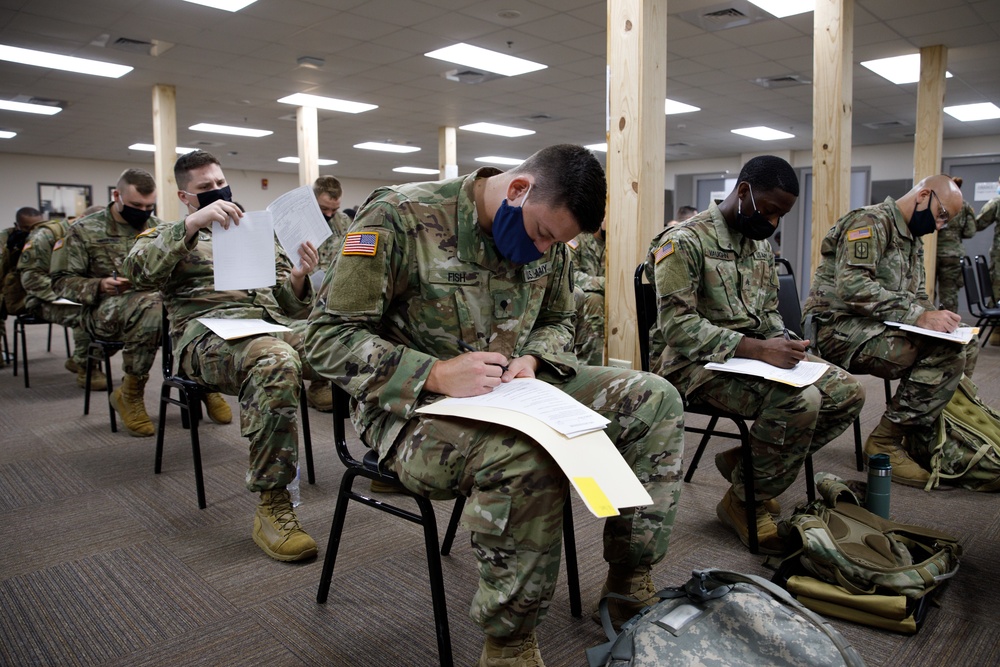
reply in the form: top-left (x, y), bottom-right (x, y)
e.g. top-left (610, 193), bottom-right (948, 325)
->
top-left (53, 239), bottom-right (64, 251)
top-left (654, 241), bottom-right (674, 264)
top-left (342, 231), bottom-right (379, 256)
top-left (847, 227), bottom-right (871, 241)
top-left (566, 238), bottom-right (579, 250)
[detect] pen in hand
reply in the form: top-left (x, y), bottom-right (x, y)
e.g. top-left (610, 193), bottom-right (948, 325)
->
top-left (783, 327), bottom-right (790, 341)
top-left (456, 337), bottom-right (509, 373)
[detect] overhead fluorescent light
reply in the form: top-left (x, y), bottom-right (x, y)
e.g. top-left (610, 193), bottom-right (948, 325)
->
top-left (393, 166), bottom-right (440, 175)
top-left (665, 99), bottom-right (700, 115)
top-left (861, 54), bottom-right (952, 85)
top-left (425, 43), bottom-right (547, 77)
top-left (181, 0), bottom-right (257, 11)
top-left (354, 141), bottom-right (420, 153)
top-left (278, 156), bottom-right (338, 166)
top-left (585, 143), bottom-right (608, 152)
top-left (747, 0), bottom-right (815, 18)
top-left (129, 143), bottom-right (197, 154)
top-left (475, 155), bottom-right (525, 166)
top-left (943, 102), bottom-right (1000, 122)
top-left (277, 93), bottom-right (377, 114)
top-left (0, 130), bottom-right (16, 139)
top-left (0, 99), bottom-right (61, 115)
top-left (460, 122), bottom-right (535, 137)
top-left (189, 122), bottom-right (272, 137)
top-left (0, 44), bottom-right (132, 78)
top-left (731, 126), bottom-right (795, 141)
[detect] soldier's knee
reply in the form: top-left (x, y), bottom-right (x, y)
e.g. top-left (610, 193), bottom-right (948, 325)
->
top-left (245, 337), bottom-right (302, 390)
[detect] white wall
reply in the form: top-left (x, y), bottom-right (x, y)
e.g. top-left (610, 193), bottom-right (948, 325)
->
top-left (0, 153), bottom-right (394, 222)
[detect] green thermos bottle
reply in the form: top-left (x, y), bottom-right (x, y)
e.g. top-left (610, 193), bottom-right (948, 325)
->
top-left (865, 453), bottom-right (892, 518)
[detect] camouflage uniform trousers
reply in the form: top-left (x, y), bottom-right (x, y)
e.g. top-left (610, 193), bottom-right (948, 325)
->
top-left (687, 355), bottom-right (864, 502)
top-left (381, 366), bottom-right (684, 639)
top-left (81, 291), bottom-right (161, 378)
top-left (572, 286), bottom-right (605, 366)
top-left (31, 301), bottom-right (89, 367)
top-left (179, 319), bottom-right (318, 492)
top-left (936, 256), bottom-right (964, 313)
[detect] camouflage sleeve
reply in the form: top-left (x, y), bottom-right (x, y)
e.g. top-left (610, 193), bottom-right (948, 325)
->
top-left (976, 197), bottom-right (1000, 232)
top-left (573, 269), bottom-right (604, 294)
top-left (833, 210), bottom-right (927, 323)
top-left (650, 229), bottom-right (744, 363)
top-left (572, 238), bottom-right (605, 294)
top-left (958, 202), bottom-right (977, 239)
top-left (520, 242), bottom-right (577, 376)
top-left (51, 226), bottom-right (101, 305)
top-left (760, 264), bottom-right (786, 337)
top-left (273, 241), bottom-right (312, 319)
top-left (305, 201), bottom-right (436, 420)
top-left (17, 227), bottom-right (57, 301)
top-left (122, 220), bottom-right (193, 290)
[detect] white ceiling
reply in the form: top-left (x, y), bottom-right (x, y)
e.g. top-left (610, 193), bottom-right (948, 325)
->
top-left (0, 0), bottom-right (998, 181)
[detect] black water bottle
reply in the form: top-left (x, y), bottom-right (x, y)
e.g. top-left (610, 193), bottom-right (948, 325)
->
top-left (865, 453), bottom-right (892, 518)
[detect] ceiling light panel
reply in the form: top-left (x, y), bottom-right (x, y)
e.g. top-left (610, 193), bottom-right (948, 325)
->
top-left (278, 156), bottom-right (338, 166)
top-left (354, 142), bottom-right (420, 153)
top-left (182, 0), bottom-right (258, 11)
top-left (425, 43), bottom-right (546, 77)
top-left (747, 0), bottom-right (815, 18)
top-left (393, 167), bottom-right (440, 174)
top-left (943, 103), bottom-right (1000, 122)
top-left (861, 54), bottom-right (952, 85)
top-left (0, 99), bottom-right (62, 115)
top-left (129, 143), bottom-right (197, 154)
top-left (277, 93), bottom-right (377, 114)
top-left (0, 44), bottom-right (132, 78)
top-left (189, 123), bottom-right (272, 137)
top-left (731, 126), bottom-right (795, 140)
top-left (665, 99), bottom-right (700, 115)
top-left (459, 122), bottom-right (534, 137)
top-left (475, 156), bottom-right (525, 166)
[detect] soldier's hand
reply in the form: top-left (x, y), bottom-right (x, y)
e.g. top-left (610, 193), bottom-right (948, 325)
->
top-left (425, 352), bottom-right (509, 397)
top-left (291, 241), bottom-right (319, 279)
top-left (916, 309), bottom-right (961, 333)
top-left (183, 200), bottom-right (244, 240)
top-left (100, 276), bottom-right (131, 296)
top-left (502, 355), bottom-right (538, 382)
top-left (742, 337), bottom-right (808, 369)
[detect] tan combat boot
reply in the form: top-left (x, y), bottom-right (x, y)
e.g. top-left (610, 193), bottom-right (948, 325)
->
top-left (990, 331), bottom-right (1000, 347)
top-left (591, 564), bottom-right (660, 631)
top-left (864, 416), bottom-right (929, 488)
top-left (714, 446), bottom-right (782, 518)
top-left (479, 633), bottom-right (545, 667)
top-left (109, 374), bottom-right (154, 437)
top-left (76, 362), bottom-right (107, 391)
top-left (716, 487), bottom-right (786, 555)
top-left (64, 357), bottom-right (80, 373)
top-left (203, 392), bottom-right (233, 424)
top-left (306, 381), bottom-right (333, 412)
top-left (253, 488), bottom-right (318, 562)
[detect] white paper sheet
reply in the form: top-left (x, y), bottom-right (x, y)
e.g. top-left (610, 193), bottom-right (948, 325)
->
top-left (51, 297), bottom-right (81, 306)
top-left (211, 212), bottom-right (277, 291)
top-left (704, 357), bottom-right (829, 387)
top-left (884, 321), bottom-right (977, 344)
top-left (267, 185), bottom-right (331, 269)
top-left (195, 318), bottom-right (291, 340)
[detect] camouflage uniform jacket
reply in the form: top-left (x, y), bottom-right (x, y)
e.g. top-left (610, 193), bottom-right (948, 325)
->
top-left (122, 219), bottom-right (312, 354)
top-left (803, 197), bottom-right (933, 359)
top-left (51, 204), bottom-right (161, 307)
top-left (936, 201), bottom-right (976, 258)
top-left (17, 219), bottom-right (69, 308)
top-left (645, 202), bottom-right (784, 394)
top-left (306, 168), bottom-right (578, 450)
top-left (317, 209), bottom-right (352, 274)
top-left (976, 195), bottom-right (1000, 232)
top-left (568, 230), bottom-right (605, 294)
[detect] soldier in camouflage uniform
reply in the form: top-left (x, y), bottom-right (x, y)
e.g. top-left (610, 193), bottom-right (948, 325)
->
top-left (568, 220), bottom-right (605, 365)
top-left (123, 150), bottom-right (318, 563)
top-left (0, 208), bottom-right (45, 368)
top-left (975, 177), bottom-right (1000, 345)
top-left (935, 201), bottom-right (976, 312)
top-left (305, 145), bottom-right (684, 666)
top-left (648, 156), bottom-right (864, 556)
top-left (804, 175), bottom-right (975, 488)
top-left (17, 215), bottom-right (107, 389)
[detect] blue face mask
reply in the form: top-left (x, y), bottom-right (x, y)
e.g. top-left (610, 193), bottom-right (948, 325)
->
top-left (491, 184), bottom-right (542, 264)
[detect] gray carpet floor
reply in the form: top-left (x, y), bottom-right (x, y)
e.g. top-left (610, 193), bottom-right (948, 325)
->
top-left (2, 320), bottom-right (999, 666)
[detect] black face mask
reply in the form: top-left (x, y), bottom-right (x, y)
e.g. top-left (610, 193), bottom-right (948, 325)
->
top-left (7, 227), bottom-right (28, 253)
top-left (908, 192), bottom-right (938, 237)
top-left (322, 213), bottom-right (334, 223)
top-left (118, 203), bottom-right (153, 230)
top-left (193, 185), bottom-right (233, 209)
top-left (733, 184), bottom-right (777, 241)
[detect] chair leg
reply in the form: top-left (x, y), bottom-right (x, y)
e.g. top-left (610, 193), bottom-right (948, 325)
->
top-left (413, 493), bottom-right (454, 667)
top-left (186, 390), bottom-right (207, 509)
top-left (46, 322), bottom-right (52, 352)
top-left (18, 320), bottom-right (29, 388)
top-left (883, 378), bottom-right (892, 405)
top-left (317, 469), bottom-right (360, 604)
top-left (11, 319), bottom-right (19, 378)
top-left (84, 344), bottom-right (95, 414)
top-left (804, 456), bottom-right (816, 502)
top-left (441, 496), bottom-right (465, 557)
top-left (684, 415), bottom-right (720, 483)
top-left (736, 420), bottom-right (758, 555)
top-left (562, 497), bottom-right (582, 618)
top-left (63, 325), bottom-right (71, 358)
top-left (853, 417), bottom-right (864, 472)
top-left (104, 349), bottom-right (117, 433)
top-left (155, 385), bottom-right (170, 474)
top-left (299, 384), bottom-right (315, 484)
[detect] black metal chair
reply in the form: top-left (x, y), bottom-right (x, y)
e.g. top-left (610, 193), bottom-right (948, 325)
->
top-left (83, 338), bottom-right (125, 431)
top-left (154, 308), bottom-right (314, 509)
top-left (961, 255), bottom-right (1000, 347)
top-left (634, 262), bottom-right (817, 554)
top-left (318, 383), bottom-right (581, 667)
top-left (974, 255), bottom-right (997, 308)
top-left (11, 314), bottom-right (70, 388)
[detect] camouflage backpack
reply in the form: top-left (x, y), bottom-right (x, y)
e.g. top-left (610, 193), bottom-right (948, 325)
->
top-left (922, 375), bottom-right (1000, 492)
top-left (587, 569), bottom-right (865, 667)
top-left (781, 475), bottom-right (961, 600)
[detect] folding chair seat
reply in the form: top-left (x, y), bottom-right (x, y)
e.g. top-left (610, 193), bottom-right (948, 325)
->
top-left (11, 313), bottom-right (70, 388)
top-left (317, 383), bottom-right (580, 667)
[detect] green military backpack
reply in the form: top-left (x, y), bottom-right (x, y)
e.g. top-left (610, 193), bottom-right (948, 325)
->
top-left (923, 375), bottom-right (1000, 492)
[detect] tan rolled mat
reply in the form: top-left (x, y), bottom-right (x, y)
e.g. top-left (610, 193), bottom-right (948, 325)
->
top-left (787, 575), bottom-right (918, 634)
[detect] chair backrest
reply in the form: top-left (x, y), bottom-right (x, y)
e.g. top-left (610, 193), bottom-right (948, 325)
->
top-left (975, 255), bottom-right (996, 307)
top-left (961, 256), bottom-right (984, 316)
top-left (331, 382), bottom-right (361, 468)
top-left (774, 258), bottom-right (804, 338)
top-left (633, 263), bottom-right (656, 373)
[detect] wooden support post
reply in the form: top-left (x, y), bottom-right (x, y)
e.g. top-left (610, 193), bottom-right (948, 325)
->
top-left (438, 126), bottom-right (457, 179)
top-left (151, 84), bottom-right (179, 221)
top-left (914, 45), bottom-right (948, 300)
top-left (297, 105), bottom-right (319, 187)
top-left (606, 0), bottom-right (667, 370)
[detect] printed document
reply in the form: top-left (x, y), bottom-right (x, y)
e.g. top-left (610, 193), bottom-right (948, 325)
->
top-left (704, 357), bottom-right (828, 387)
top-left (212, 212), bottom-right (276, 290)
top-left (266, 185), bottom-right (331, 270)
top-left (196, 318), bottom-right (291, 340)
top-left (51, 297), bottom-right (81, 306)
top-left (884, 321), bottom-right (977, 344)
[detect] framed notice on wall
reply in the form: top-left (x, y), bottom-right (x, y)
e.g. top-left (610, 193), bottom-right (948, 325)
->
top-left (37, 183), bottom-right (93, 218)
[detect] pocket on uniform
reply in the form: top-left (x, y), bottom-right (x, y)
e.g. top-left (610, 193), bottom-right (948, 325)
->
top-left (909, 365), bottom-right (946, 387)
top-left (460, 488), bottom-right (512, 537)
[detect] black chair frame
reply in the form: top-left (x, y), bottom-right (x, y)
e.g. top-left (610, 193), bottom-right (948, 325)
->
top-left (83, 339), bottom-right (124, 431)
top-left (11, 314), bottom-right (70, 388)
top-left (961, 255), bottom-right (1000, 347)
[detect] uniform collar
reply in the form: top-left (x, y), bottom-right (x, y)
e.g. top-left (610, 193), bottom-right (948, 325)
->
top-left (708, 201), bottom-right (738, 251)
top-left (884, 196), bottom-right (913, 240)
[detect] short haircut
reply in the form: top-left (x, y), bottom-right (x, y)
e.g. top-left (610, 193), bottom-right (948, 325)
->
top-left (677, 205), bottom-right (697, 219)
top-left (116, 168), bottom-right (157, 196)
top-left (15, 207), bottom-right (41, 224)
top-left (174, 150), bottom-right (221, 190)
top-left (313, 175), bottom-right (342, 199)
top-left (738, 155), bottom-right (799, 197)
top-left (507, 144), bottom-right (606, 233)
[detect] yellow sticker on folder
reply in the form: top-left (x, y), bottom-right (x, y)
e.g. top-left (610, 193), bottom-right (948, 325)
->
top-left (573, 476), bottom-right (618, 517)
